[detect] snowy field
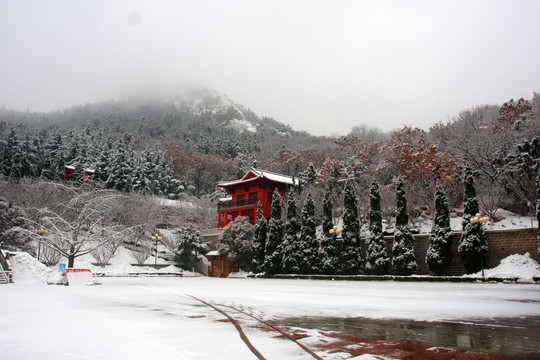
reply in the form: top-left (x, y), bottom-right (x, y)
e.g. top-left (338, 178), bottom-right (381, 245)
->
top-left (2, 273), bottom-right (540, 360)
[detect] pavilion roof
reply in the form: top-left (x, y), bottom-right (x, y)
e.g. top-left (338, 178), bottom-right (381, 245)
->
top-left (217, 168), bottom-right (299, 188)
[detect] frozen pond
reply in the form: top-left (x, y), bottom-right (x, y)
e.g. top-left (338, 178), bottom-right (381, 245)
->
top-left (278, 315), bottom-right (540, 359)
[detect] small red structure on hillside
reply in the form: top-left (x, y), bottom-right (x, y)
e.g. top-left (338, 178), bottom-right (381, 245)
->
top-left (216, 168), bottom-right (298, 228)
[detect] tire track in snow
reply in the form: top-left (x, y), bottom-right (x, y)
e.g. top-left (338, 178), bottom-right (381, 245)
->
top-left (185, 294), bottom-right (323, 360)
top-left (185, 294), bottom-right (267, 360)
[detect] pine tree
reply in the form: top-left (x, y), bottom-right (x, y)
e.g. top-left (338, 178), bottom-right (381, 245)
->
top-left (365, 180), bottom-right (389, 275)
top-left (537, 165), bottom-right (540, 232)
top-left (299, 193), bottom-right (318, 274)
top-left (264, 189), bottom-right (284, 275)
top-left (252, 201), bottom-right (267, 273)
top-left (218, 216), bottom-right (254, 272)
top-left (391, 178), bottom-right (417, 275)
top-left (458, 168), bottom-right (487, 273)
top-left (462, 167), bottom-right (479, 228)
top-left (174, 226), bottom-right (209, 271)
top-left (281, 191), bottom-right (301, 274)
top-left (319, 188), bottom-right (338, 275)
top-left (341, 175), bottom-right (363, 274)
top-left (426, 184), bottom-right (453, 275)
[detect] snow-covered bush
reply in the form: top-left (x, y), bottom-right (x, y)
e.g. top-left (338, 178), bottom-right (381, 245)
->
top-left (299, 193), bottom-right (319, 274)
top-left (218, 216), bottom-right (254, 272)
top-left (391, 178), bottom-right (417, 275)
top-left (341, 175), bottom-right (363, 275)
top-left (459, 168), bottom-right (487, 273)
top-left (264, 189), bottom-right (283, 275)
top-left (426, 185), bottom-right (453, 275)
top-left (252, 201), bottom-right (267, 273)
top-left (365, 180), bottom-right (389, 275)
top-left (281, 191), bottom-right (301, 274)
top-left (319, 188), bottom-right (338, 275)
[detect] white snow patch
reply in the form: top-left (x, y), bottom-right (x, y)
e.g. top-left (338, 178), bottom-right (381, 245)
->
top-left (227, 118), bottom-right (257, 133)
top-left (8, 252), bottom-right (64, 285)
top-left (465, 253), bottom-right (540, 282)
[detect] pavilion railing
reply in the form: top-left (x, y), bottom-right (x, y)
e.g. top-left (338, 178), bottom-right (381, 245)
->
top-left (218, 195), bottom-right (260, 210)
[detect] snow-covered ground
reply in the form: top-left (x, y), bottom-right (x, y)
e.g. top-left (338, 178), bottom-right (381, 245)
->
top-left (2, 252), bottom-right (540, 360)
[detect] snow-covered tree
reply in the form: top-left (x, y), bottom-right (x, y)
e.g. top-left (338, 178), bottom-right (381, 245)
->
top-left (458, 169), bottom-right (487, 273)
top-left (391, 178), bottom-right (417, 275)
top-left (37, 186), bottom-right (130, 268)
top-left (537, 165), bottom-right (540, 231)
top-left (299, 193), bottom-right (318, 274)
top-left (365, 180), bottom-right (389, 275)
top-left (461, 167), bottom-right (480, 228)
top-left (264, 189), bottom-right (284, 275)
top-left (252, 201), bottom-right (267, 273)
top-left (0, 196), bottom-right (33, 253)
top-left (91, 238), bottom-right (121, 267)
top-left (341, 175), bottom-right (363, 275)
top-left (426, 184), bottom-right (453, 275)
top-left (281, 191), bottom-right (301, 274)
top-left (319, 188), bottom-right (338, 275)
top-left (504, 137), bottom-right (540, 208)
top-left (218, 216), bottom-right (254, 272)
top-left (174, 226), bottom-right (208, 271)
top-left (128, 230), bottom-right (153, 265)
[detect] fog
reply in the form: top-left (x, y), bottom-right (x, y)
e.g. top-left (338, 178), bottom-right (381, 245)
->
top-left (1, 0), bottom-right (539, 136)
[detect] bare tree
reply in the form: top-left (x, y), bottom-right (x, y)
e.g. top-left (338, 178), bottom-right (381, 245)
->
top-left (39, 243), bottom-right (63, 266)
top-left (91, 236), bottom-right (121, 267)
top-left (36, 183), bottom-right (130, 268)
top-left (126, 226), bottom-right (153, 265)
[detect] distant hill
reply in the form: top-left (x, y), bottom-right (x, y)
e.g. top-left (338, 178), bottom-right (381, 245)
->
top-left (0, 84), bottom-right (316, 149)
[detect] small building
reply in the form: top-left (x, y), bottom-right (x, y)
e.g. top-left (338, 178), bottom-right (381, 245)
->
top-left (216, 168), bottom-right (299, 228)
top-left (206, 250), bottom-right (238, 277)
top-left (64, 165), bottom-right (95, 184)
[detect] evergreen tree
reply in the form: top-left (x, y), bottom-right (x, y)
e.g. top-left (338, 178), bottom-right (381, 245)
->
top-left (341, 175), bottom-right (363, 274)
top-left (391, 178), bottom-right (417, 275)
top-left (281, 191), bottom-right (301, 274)
top-left (218, 216), bottom-right (254, 272)
top-left (462, 167), bottom-right (479, 228)
top-left (458, 168), bottom-right (487, 273)
top-left (537, 165), bottom-right (540, 232)
top-left (174, 226), bottom-right (208, 271)
top-left (299, 193), bottom-right (318, 274)
top-left (426, 184), bottom-right (453, 275)
top-left (319, 188), bottom-right (338, 275)
top-left (264, 189), bottom-right (284, 275)
top-left (365, 180), bottom-right (389, 275)
top-left (252, 201), bottom-right (267, 273)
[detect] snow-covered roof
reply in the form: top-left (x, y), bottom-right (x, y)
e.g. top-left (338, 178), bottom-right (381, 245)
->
top-left (206, 250), bottom-right (221, 257)
top-left (217, 168), bottom-right (299, 188)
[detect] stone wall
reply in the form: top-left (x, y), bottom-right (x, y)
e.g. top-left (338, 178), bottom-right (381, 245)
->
top-left (375, 228), bottom-right (539, 276)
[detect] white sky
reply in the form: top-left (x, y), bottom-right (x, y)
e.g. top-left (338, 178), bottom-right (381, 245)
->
top-left (0, 0), bottom-right (539, 136)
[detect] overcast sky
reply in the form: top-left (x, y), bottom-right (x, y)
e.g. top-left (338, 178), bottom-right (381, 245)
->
top-left (1, 0), bottom-right (539, 136)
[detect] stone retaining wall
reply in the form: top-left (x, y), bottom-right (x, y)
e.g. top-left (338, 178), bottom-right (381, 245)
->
top-left (374, 228), bottom-right (539, 276)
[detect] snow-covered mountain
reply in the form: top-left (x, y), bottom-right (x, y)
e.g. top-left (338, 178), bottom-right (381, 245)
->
top-left (167, 85), bottom-right (258, 133)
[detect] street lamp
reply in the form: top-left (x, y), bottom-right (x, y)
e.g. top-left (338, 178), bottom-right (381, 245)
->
top-left (329, 225), bottom-right (342, 275)
top-left (35, 226), bottom-right (48, 262)
top-left (470, 213), bottom-right (488, 277)
top-left (152, 233), bottom-right (162, 270)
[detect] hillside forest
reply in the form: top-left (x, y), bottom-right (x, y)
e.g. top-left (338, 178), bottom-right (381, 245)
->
top-left (1, 86), bottom-right (539, 273)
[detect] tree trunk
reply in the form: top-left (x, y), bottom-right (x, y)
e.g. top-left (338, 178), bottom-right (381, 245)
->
top-left (68, 245), bottom-right (75, 268)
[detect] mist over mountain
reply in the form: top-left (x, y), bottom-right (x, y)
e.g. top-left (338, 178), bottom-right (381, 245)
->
top-left (0, 84), bottom-right (314, 147)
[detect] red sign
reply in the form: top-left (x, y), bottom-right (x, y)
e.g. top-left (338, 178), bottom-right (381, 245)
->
top-left (66, 268), bottom-right (91, 273)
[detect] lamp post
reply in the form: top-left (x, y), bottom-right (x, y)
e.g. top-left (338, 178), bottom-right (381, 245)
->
top-left (329, 226), bottom-right (342, 275)
top-left (469, 213), bottom-right (488, 277)
top-left (152, 233), bottom-right (162, 270)
top-left (35, 226), bottom-right (48, 263)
